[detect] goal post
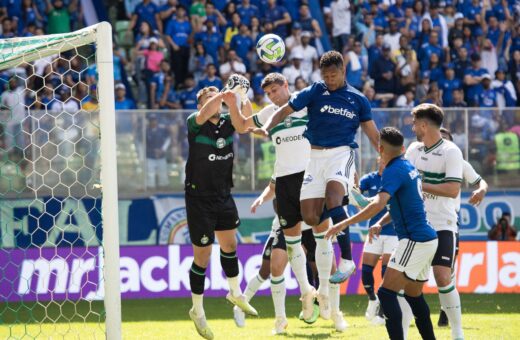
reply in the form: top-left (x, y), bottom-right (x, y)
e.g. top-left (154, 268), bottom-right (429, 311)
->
top-left (0, 22), bottom-right (121, 339)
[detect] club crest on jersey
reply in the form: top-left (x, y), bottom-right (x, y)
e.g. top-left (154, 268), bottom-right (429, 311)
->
top-left (216, 137), bottom-right (226, 149)
top-left (284, 117), bottom-right (292, 127)
top-left (201, 234), bottom-right (209, 245)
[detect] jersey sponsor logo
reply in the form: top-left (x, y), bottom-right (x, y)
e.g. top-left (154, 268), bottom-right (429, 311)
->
top-left (275, 134), bottom-right (304, 145)
top-left (421, 156), bottom-right (428, 161)
top-left (319, 105), bottom-right (356, 119)
top-left (208, 152), bottom-right (234, 161)
top-left (216, 137), bottom-right (226, 149)
top-left (284, 117), bottom-right (292, 127)
top-left (424, 192), bottom-right (438, 200)
top-left (432, 151), bottom-right (442, 156)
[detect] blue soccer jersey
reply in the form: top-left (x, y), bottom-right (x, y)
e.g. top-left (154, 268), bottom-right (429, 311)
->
top-left (288, 81), bottom-right (372, 148)
top-left (379, 156), bottom-right (437, 242)
top-left (359, 172), bottom-right (396, 236)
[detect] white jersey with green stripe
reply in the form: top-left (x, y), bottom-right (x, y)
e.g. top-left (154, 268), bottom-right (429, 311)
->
top-left (254, 103), bottom-right (310, 177)
top-left (405, 139), bottom-right (463, 232)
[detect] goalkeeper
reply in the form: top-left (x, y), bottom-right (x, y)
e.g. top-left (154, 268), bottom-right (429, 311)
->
top-left (184, 75), bottom-right (256, 340)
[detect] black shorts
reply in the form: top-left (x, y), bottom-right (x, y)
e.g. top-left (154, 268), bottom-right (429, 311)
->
top-left (185, 193), bottom-right (240, 247)
top-left (262, 229), bottom-right (287, 260)
top-left (301, 228), bottom-right (316, 262)
top-left (431, 230), bottom-right (459, 269)
top-left (275, 171), bottom-right (304, 230)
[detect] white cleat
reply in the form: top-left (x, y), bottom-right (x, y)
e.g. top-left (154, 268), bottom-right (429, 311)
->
top-left (300, 287), bottom-right (316, 320)
top-left (332, 311), bottom-right (348, 332)
top-left (233, 305), bottom-right (245, 328)
top-left (317, 293), bottom-right (331, 320)
top-left (189, 308), bottom-right (214, 340)
top-left (272, 316), bottom-right (288, 335)
top-left (226, 293), bottom-right (258, 316)
top-left (365, 299), bottom-right (379, 321)
top-left (371, 315), bottom-right (385, 326)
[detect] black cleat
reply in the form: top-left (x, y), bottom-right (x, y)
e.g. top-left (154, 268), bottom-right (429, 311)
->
top-left (438, 310), bottom-right (449, 327)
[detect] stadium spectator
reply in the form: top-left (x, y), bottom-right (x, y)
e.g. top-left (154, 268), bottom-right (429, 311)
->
top-left (418, 30), bottom-right (443, 72)
top-left (196, 20), bottom-right (223, 69)
top-left (371, 43), bottom-right (397, 97)
top-left (150, 59), bottom-right (173, 109)
top-left (344, 41), bottom-right (364, 90)
top-left (449, 88), bottom-right (467, 107)
top-left (114, 83), bottom-right (137, 110)
top-left (189, 42), bottom-right (215, 83)
top-left (179, 75), bottom-right (198, 110)
top-left (488, 213), bottom-right (518, 241)
top-left (189, 0), bottom-right (206, 33)
top-left (330, 0), bottom-right (351, 53)
top-left (492, 68), bottom-right (518, 108)
top-left (494, 119), bottom-right (520, 173)
top-left (230, 23), bottom-right (254, 69)
top-left (439, 63), bottom-right (462, 107)
top-left (291, 31), bottom-right (318, 76)
top-left (383, 19), bottom-right (401, 52)
top-left (128, 0), bottom-right (161, 35)
top-left (367, 33), bottom-right (384, 75)
top-left (158, 0), bottom-right (178, 29)
top-left (285, 22), bottom-right (302, 53)
top-left (222, 1), bottom-right (237, 23)
top-left (236, 0), bottom-right (259, 27)
top-left (263, 0), bottom-right (291, 38)
top-left (297, 4), bottom-right (321, 41)
top-left (198, 63), bottom-right (223, 90)
top-left (204, 2), bottom-right (227, 29)
top-left (146, 115), bottom-right (170, 190)
top-left (219, 50), bottom-right (246, 80)
top-left (20, 0), bottom-right (43, 32)
top-left (416, 70), bottom-right (431, 103)
top-left (294, 76), bottom-right (308, 91)
top-left (165, 5), bottom-right (191, 85)
top-left (282, 51), bottom-right (309, 91)
top-left (395, 87), bottom-right (416, 109)
top-left (464, 53), bottom-right (488, 106)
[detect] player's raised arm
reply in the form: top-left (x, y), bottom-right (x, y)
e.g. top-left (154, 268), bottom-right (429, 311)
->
top-left (326, 192), bottom-right (390, 239)
top-left (194, 89), bottom-right (226, 126)
top-left (249, 104), bottom-right (294, 137)
top-left (222, 91), bottom-right (253, 134)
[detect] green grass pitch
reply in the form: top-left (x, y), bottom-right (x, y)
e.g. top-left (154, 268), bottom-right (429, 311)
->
top-left (1, 294), bottom-right (519, 339)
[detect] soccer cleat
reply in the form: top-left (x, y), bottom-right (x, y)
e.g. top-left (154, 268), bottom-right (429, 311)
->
top-left (226, 293), bottom-right (258, 316)
top-left (330, 259), bottom-right (356, 284)
top-left (272, 316), bottom-right (288, 335)
top-left (300, 287), bottom-right (317, 321)
top-left (438, 309), bottom-right (449, 327)
top-left (371, 315), bottom-right (385, 326)
top-left (332, 311), bottom-right (348, 332)
top-left (299, 304), bottom-right (320, 324)
top-left (317, 293), bottom-right (331, 320)
top-left (365, 299), bottom-right (380, 321)
top-left (189, 308), bottom-right (214, 340)
top-left (350, 187), bottom-right (373, 208)
top-left (233, 305), bottom-right (245, 328)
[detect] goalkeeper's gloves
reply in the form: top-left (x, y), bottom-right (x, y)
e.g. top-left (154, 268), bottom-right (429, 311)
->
top-left (225, 74), bottom-right (250, 102)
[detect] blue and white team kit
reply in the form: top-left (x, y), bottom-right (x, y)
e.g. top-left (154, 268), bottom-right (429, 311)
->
top-left (379, 156), bottom-right (438, 282)
top-left (288, 81), bottom-right (372, 200)
top-left (359, 172), bottom-right (399, 255)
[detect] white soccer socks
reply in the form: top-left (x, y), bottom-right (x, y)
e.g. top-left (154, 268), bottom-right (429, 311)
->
top-left (244, 274), bottom-right (266, 302)
top-left (270, 275), bottom-right (287, 318)
top-left (439, 285), bottom-right (464, 339)
top-left (314, 231), bottom-right (333, 296)
top-left (285, 235), bottom-right (313, 295)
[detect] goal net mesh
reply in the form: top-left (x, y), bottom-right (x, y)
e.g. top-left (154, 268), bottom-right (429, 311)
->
top-left (0, 26), bottom-right (113, 338)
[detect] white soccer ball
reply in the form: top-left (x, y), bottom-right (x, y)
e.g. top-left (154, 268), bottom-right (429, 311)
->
top-left (256, 34), bottom-right (285, 64)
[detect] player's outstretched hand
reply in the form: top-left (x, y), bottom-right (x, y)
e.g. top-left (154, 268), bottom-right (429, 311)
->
top-left (325, 223), bottom-right (347, 240)
top-left (250, 196), bottom-right (264, 213)
top-left (221, 90), bottom-right (238, 106)
top-left (368, 224), bottom-right (382, 244)
top-left (468, 188), bottom-right (485, 206)
top-left (247, 126), bottom-right (269, 137)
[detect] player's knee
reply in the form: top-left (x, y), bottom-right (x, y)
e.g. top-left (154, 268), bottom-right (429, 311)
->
top-left (193, 255), bottom-right (210, 269)
top-left (219, 242), bottom-right (237, 254)
top-left (433, 268), bottom-right (452, 287)
top-left (324, 190), bottom-right (343, 210)
top-left (302, 212), bottom-right (319, 227)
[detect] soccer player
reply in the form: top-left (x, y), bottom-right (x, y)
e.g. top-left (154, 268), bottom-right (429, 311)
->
top-left (185, 84), bottom-right (257, 340)
top-left (326, 127), bottom-right (438, 340)
top-left (358, 157), bottom-right (398, 325)
top-left (405, 104), bottom-right (464, 340)
top-left (250, 51), bottom-right (379, 319)
top-left (248, 73), bottom-right (346, 329)
top-left (436, 127), bottom-right (488, 327)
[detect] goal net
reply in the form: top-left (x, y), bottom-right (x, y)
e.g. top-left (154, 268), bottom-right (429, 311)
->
top-left (0, 23), bottom-right (121, 339)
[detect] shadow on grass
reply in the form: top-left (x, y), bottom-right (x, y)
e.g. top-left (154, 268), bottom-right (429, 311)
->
top-left (1, 294), bottom-right (519, 324)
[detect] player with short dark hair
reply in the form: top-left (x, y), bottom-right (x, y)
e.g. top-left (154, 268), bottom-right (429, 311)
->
top-left (406, 103), bottom-right (465, 340)
top-left (326, 127), bottom-right (438, 340)
top-left (250, 51), bottom-right (380, 320)
top-left (185, 79), bottom-right (256, 340)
